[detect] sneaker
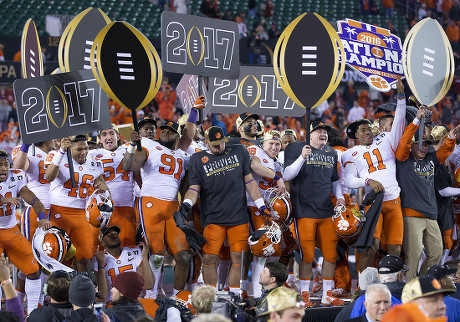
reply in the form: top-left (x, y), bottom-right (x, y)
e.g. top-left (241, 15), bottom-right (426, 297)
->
top-left (301, 291), bottom-right (313, 307)
top-left (327, 288), bottom-right (351, 298)
top-left (312, 275), bottom-right (323, 293)
top-left (321, 293), bottom-right (344, 306)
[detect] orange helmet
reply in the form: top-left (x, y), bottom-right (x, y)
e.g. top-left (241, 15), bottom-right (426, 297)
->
top-left (172, 290), bottom-right (196, 315)
top-left (248, 221), bottom-right (282, 257)
top-left (85, 190), bottom-right (113, 228)
top-left (265, 188), bottom-right (292, 225)
top-left (332, 204), bottom-right (365, 245)
top-left (42, 227), bottom-right (70, 262)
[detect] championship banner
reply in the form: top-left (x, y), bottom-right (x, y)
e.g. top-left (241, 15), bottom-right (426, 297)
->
top-left (13, 69), bottom-right (111, 145)
top-left (402, 18), bottom-right (454, 106)
top-left (208, 66), bottom-right (306, 117)
top-left (337, 18), bottom-right (403, 92)
top-left (273, 13), bottom-right (345, 110)
top-left (58, 7), bottom-right (111, 73)
top-left (21, 19), bottom-right (44, 78)
top-left (176, 74), bottom-right (210, 115)
top-left (161, 12), bottom-right (240, 79)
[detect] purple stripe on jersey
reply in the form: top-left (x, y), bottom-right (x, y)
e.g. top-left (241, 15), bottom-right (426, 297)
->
top-left (138, 197), bottom-right (149, 248)
top-left (22, 207), bottom-right (31, 241)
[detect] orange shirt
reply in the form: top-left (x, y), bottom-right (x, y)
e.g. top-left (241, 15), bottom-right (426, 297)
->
top-left (446, 24), bottom-right (460, 42)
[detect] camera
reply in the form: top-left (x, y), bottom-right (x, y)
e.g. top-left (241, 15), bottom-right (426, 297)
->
top-left (94, 303), bottom-right (104, 322)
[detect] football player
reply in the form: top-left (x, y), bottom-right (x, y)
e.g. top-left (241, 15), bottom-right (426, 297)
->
top-left (227, 113), bottom-right (262, 147)
top-left (342, 79), bottom-right (406, 271)
top-left (95, 226), bottom-right (154, 303)
top-left (0, 149), bottom-right (51, 314)
top-left (45, 135), bottom-right (110, 272)
top-left (284, 121), bottom-right (344, 306)
top-left (122, 96), bottom-right (204, 295)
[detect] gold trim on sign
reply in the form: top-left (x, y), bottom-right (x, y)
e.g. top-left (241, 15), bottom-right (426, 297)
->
top-left (45, 86), bottom-right (68, 128)
top-left (186, 26), bottom-right (205, 66)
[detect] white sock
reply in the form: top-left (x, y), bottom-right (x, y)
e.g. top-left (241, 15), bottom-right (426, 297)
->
top-left (39, 272), bottom-right (48, 305)
top-left (323, 279), bottom-right (334, 297)
top-left (440, 249), bottom-right (450, 265)
top-left (149, 255), bottom-right (164, 297)
top-left (299, 279), bottom-right (310, 294)
top-left (241, 279), bottom-right (248, 291)
top-left (26, 277), bottom-right (42, 314)
top-left (229, 286), bottom-right (240, 295)
top-left (251, 256), bottom-right (266, 298)
top-left (287, 272), bottom-right (295, 284)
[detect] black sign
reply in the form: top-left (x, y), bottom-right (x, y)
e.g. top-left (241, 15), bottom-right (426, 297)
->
top-left (208, 66), bottom-right (305, 117)
top-left (13, 69), bottom-right (111, 144)
top-left (161, 12), bottom-right (239, 79)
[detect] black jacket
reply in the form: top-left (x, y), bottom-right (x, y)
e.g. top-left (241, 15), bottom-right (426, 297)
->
top-left (385, 281), bottom-right (405, 300)
top-left (104, 301), bottom-right (148, 322)
top-left (343, 313), bottom-right (368, 322)
top-left (28, 302), bottom-right (73, 322)
top-left (64, 308), bottom-right (96, 322)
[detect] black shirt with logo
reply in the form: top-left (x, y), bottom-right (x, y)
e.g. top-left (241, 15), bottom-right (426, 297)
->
top-left (284, 142), bottom-right (339, 219)
top-left (188, 144), bottom-right (252, 227)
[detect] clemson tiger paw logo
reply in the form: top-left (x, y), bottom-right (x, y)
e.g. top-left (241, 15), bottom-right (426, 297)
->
top-left (369, 76), bottom-right (389, 90)
top-left (43, 242), bottom-right (53, 255)
top-left (337, 219), bottom-right (350, 231)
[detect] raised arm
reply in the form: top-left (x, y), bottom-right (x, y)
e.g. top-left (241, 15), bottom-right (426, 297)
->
top-left (45, 137), bottom-right (70, 182)
top-left (122, 131), bottom-right (147, 172)
top-left (137, 242), bottom-right (155, 290)
top-left (396, 108), bottom-right (425, 162)
top-left (178, 96), bottom-right (205, 152)
top-left (436, 124), bottom-right (460, 164)
top-left (390, 79), bottom-right (407, 150)
top-left (12, 144), bottom-right (30, 170)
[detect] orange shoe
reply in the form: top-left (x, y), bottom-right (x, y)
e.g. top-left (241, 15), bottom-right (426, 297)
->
top-left (312, 275), bottom-right (323, 293)
top-left (321, 293), bottom-right (344, 306)
top-left (327, 288), bottom-right (351, 298)
top-left (301, 291), bottom-right (313, 307)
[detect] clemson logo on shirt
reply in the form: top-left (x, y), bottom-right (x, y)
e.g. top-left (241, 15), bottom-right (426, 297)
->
top-left (64, 164), bottom-right (69, 168)
top-left (96, 154), bottom-right (104, 158)
top-left (111, 153), bottom-right (116, 156)
top-left (263, 159), bottom-right (268, 163)
top-left (352, 152), bottom-right (357, 156)
top-left (201, 156), bottom-right (209, 163)
top-left (36, 154), bottom-right (42, 158)
top-left (146, 202), bottom-right (153, 208)
top-left (79, 166), bottom-right (83, 171)
top-left (156, 146), bottom-right (162, 150)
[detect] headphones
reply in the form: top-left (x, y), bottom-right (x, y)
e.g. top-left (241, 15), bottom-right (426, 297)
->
top-left (43, 270), bottom-right (71, 296)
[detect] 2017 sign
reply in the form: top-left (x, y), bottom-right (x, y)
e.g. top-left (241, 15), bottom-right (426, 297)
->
top-left (161, 12), bottom-right (239, 79)
top-left (176, 74), bottom-right (210, 115)
top-left (208, 66), bottom-right (305, 117)
top-left (13, 69), bottom-right (111, 144)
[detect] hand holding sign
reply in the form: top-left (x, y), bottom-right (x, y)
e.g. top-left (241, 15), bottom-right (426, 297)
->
top-left (90, 22), bottom-right (162, 151)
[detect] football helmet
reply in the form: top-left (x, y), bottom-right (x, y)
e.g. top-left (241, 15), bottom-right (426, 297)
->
top-left (42, 227), bottom-right (70, 263)
top-left (248, 221), bottom-right (282, 257)
top-left (265, 188), bottom-right (292, 225)
top-left (172, 290), bottom-right (196, 315)
top-left (332, 204), bottom-right (365, 245)
top-left (85, 190), bottom-right (113, 228)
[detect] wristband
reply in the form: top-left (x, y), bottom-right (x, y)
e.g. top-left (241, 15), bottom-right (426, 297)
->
top-left (127, 144), bottom-right (136, 155)
top-left (397, 94), bottom-right (405, 99)
top-left (37, 212), bottom-right (47, 220)
top-left (188, 108), bottom-right (198, 124)
top-left (59, 148), bottom-right (66, 155)
top-left (1, 279), bottom-right (12, 286)
top-left (183, 199), bottom-right (193, 207)
top-left (20, 144), bottom-right (30, 153)
top-left (365, 178), bottom-right (370, 186)
top-left (254, 198), bottom-right (265, 209)
top-left (273, 174), bottom-right (281, 181)
top-left (129, 141), bottom-right (136, 146)
top-left (245, 178), bottom-right (255, 185)
top-left (188, 187), bottom-right (199, 193)
top-left (52, 151), bottom-right (64, 166)
top-left (31, 197), bottom-right (37, 206)
top-left (98, 266), bottom-right (105, 270)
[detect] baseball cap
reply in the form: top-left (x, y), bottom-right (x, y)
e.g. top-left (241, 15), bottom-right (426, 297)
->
top-left (359, 267), bottom-right (380, 290)
top-left (99, 225), bottom-right (120, 242)
top-left (310, 121), bottom-right (331, 133)
top-left (138, 116), bottom-right (158, 129)
top-left (411, 129), bottom-right (432, 144)
top-left (204, 126), bottom-right (228, 146)
top-left (70, 134), bottom-right (88, 142)
top-left (87, 135), bottom-right (98, 145)
top-left (346, 119), bottom-right (372, 139)
top-left (425, 264), bottom-right (457, 281)
top-left (236, 113), bottom-right (259, 129)
top-left (378, 255), bottom-right (409, 274)
top-left (256, 287), bottom-right (304, 316)
top-left (160, 121), bottom-right (180, 135)
top-left (281, 129), bottom-right (297, 139)
top-left (431, 125), bottom-right (449, 142)
top-left (263, 130), bottom-right (281, 141)
top-left (401, 276), bottom-right (455, 303)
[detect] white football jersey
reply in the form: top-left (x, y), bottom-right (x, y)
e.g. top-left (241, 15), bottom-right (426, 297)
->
top-left (334, 147), bottom-right (350, 195)
top-left (49, 154), bottom-right (104, 209)
top-left (94, 246), bottom-right (143, 302)
top-left (89, 146), bottom-right (134, 207)
top-left (12, 146), bottom-right (51, 209)
top-left (139, 138), bottom-right (190, 201)
top-left (184, 140), bottom-right (208, 155)
top-left (0, 169), bottom-right (27, 229)
top-left (246, 145), bottom-right (283, 206)
top-left (447, 144), bottom-right (460, 171)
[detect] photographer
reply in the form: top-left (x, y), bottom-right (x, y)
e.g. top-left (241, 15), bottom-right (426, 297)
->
top-left (66, 274), bottom-right (100, 322)
top-left (28, 270), bottom-right (73, 322)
